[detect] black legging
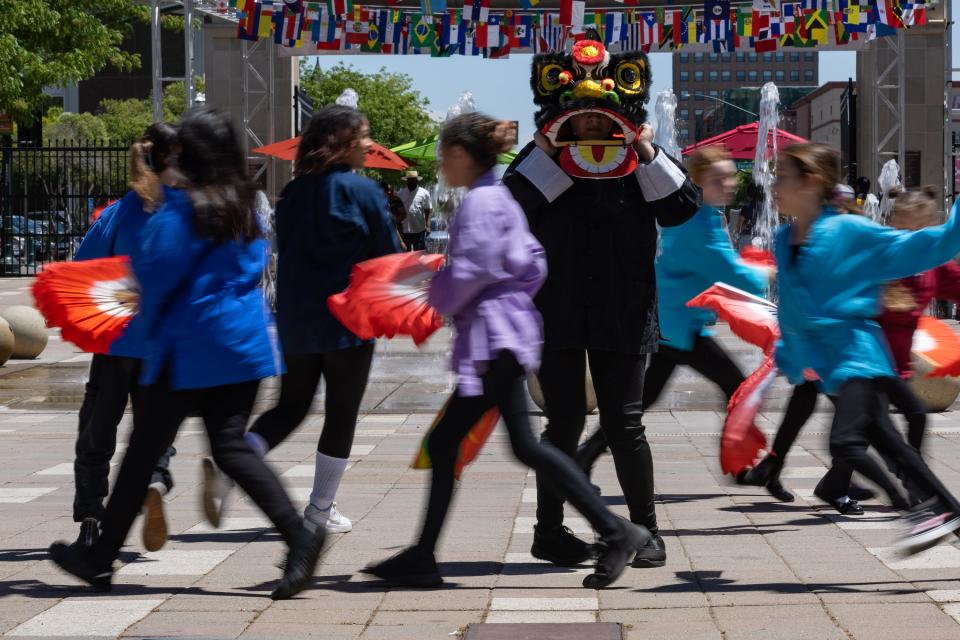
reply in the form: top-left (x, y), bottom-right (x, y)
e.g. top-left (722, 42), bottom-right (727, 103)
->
top-left (74, 354), bottom-right (175, 522)
top-left (642, 335), bottom-right (745, 409)
top-left (822, 377), bottom-right (960, 513)
top-left (249, 343), bottom-right (374, 457)
top-left (92, 375), bottom-right (302, 567)
top-left (418, 351), bottom-right (619, 552)
top-left (537, 348), bottom-right (656, 533)
top-left (576, 335), bottom-right (745, 484)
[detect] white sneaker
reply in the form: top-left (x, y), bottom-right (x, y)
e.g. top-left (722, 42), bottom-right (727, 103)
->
top-left (201, 457), bottom-right (233, 528)
top-left (304, 502), bottom-right (353, 534)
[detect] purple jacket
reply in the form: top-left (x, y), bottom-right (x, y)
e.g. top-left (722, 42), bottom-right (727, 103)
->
top-left (428, 171), bottom-right (547, 396)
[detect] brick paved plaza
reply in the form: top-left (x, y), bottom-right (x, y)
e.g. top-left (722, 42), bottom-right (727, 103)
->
top-left (2, 280), bottom-right (960, 639)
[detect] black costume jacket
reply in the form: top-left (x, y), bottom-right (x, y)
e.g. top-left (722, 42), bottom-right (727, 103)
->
top-left (503, 141), bottom-right (700, 355)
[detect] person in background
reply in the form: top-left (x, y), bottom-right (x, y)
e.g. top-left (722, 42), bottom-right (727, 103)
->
top-left (70, 124), bottom-right (180, 553)
top-left (364, 113), bottom-right (649, 589)
top-left (398, 170), bottom-right (432, 250)
top-left (218, 106), bottom-right (401, 537)
top-left (380, 180), bottom-right (408, 250)
top-left (50, 106), bottom-right (324, 600)
top-left (737, 183), bottom-right (760, 250)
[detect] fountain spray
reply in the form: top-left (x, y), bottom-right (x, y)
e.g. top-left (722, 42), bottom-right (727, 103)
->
top-left (653, 89), bottom-right (681, 160)
top-left (752, 82), bottom-right (781, 248)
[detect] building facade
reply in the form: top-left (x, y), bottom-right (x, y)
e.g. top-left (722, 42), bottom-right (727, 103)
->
top-left (673, 49), bottom-right (819, 146)
top-left (792, 81), bottom-right (850, 146)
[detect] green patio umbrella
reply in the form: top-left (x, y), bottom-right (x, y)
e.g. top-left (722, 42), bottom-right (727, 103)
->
top-left (391, 135), bottom-right (516, 165)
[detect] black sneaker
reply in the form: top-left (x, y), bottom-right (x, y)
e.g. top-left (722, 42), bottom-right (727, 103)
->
top-left (270, 527), bottom-right (326, 600)
top-left (632, 533), bottom-right (666, 568)
top-left (583, 518), bottom-right (650, 589)
top-left (49, 541), bottom-right (112, 592)
top-left (766, 480), bottom-right (796, 503)
top-left (531, 524), bottom-right (594, 566)
top-left (814, 488), bottom-right (864, 515)
top-left (75, 518), bottom-right (100, 548)
top-left (896, 498), bottom-right (960, 555)
top-left (361, 546), bottom-right (443, 588)
top-left (739, 454), bottom-right (782, 487)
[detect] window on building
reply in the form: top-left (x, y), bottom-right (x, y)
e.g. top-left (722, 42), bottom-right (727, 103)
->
top-left (680, 71), bottom-right (689, 82)
top-left (721, 53), bottom-right (732, 62)
top-left (694, 109), bottom-right (704, 118)
top-left (694, 52), bottom-right (705, 62)
top-left (680, 109), bottom-right (689, 119)
top-left (736, 70), bottom-right (746, 81)
top-left (804, 69), bottom-right (814, 81)
top-left (709, 71), bottom-right (719, 81)
top-left (749, 70), bottom-right (758, 81)
top-left (763, 70), bottom-right (772, 81)
top-left (790, 53), bottom-right (800, 62)
top-left (790, 70), bottom-right (800, 81)
top-left (681, 128), bottom-right (690, 139)
top-left (695, 93), bottom-right (704, 101)
top-left (709, 53), bottom-right (719, 62)
top-left (694, 70), bottom-right (704, 81)
top-left (803, 52), bottom-right (815, 61)
top-left (762, 53), bottom-right (773, 62)
top-left (736, 52), bottom-right (746, 62)
top-left (776, 70), bottom-right (785, 81)
top-left (905, 151), bottom-right (922, 188)
top-left (680, 90), bottom-right (690, 99)
top-left (722, 70), bottom-right (731, 81)
top-left (679, 52), bottom-right (690, 63)
top-left (775, 52), bottom-right (785, 62)
top-left (748, 53), bottom-right (758, 62)
top-left (708, 90), bottom-right (719, 99)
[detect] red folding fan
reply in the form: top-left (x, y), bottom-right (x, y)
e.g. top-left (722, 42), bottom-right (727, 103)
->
top-left (32, 256), bottom-right (139, 353)
top-left (721, 353), bottom-right (776, 475)
top-left (328, 252), bottom-right (446, 346)
top-left (687, 282), bottom-right (780, 353)
top-left (913, 316), bottom-right (960, 378)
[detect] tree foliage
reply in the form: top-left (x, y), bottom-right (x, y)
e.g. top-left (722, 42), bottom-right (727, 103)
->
top-left (41, 107), bottom-right (109, 143)
top-left (299, 61), bottom-right (439, 181)
top-left (0, 0), bottom-right (155, 123)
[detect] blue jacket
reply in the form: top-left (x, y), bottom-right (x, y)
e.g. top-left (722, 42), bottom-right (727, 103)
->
top-left (274, 166), bottom-right (401, 355)
top-left (133, 187), bottom-right (282, 389)
top-left (657, 203), bottom-right (768, 350)
top-left (75, 191), bottom-right (151, 359)
top-left (774, 202), bottom-right (960, 395)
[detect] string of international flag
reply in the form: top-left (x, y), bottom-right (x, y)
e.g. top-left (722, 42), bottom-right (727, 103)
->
top-left (227, 0), bottom-right (932, 55)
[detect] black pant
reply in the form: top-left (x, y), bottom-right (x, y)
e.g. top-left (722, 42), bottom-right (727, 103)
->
top-left (250, 343), bottom-right (374, 458)
top-left (402, 232), bottom-right (426, 251)
top-left (886, 375), bottom-right (927, 451)
top-left (74, 354), bottom-right (175, 522)
top-left (93, 376), bottom-right (301, 566)
top-left (769, 380), bottom-right (820, 462)
top-left (419, 351), bottom-right (619, 552)
top-left (536, 348), bottom-right (657, 533)
top-left (817, 378), bottom-right (960, 513)
top-left (642, 335), bottom-right (745, 410)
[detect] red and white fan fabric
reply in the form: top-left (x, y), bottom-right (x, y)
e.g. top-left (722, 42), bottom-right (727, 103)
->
top-left (32, 256), bottom-right (139, 354)
top-left (687, 282), bottom-right (780, 353)
top-left (327, 252), bottom-right (446, 346)
top-left (688, 282), bottom-right (781, 475)
top-left (739, 246), bottom-right (776, 270)
top-left (721, 353), bottom-right (777, 475)
top-left (912, 316), bottom-right (960, 378)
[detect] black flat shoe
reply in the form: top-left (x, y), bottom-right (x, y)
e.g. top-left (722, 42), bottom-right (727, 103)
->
top-left (49, 541), bottom-right (112, 592)
top-left (584, 519), bottom-right (650, 589)
top-left (766, 480), bottom-right (795, 503)
top-left (531, 524), bottom-right (594, 566)
top-left (271, 528), bottom-right (326, 600)
top-left (361, 546), bottom-right (443, 588)
top-left (632, 534), bottom-right (666, 568)
top-left (815, 492), bottom-right (863, 515)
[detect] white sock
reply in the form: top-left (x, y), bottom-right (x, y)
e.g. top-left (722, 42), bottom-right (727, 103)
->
top-left (309, 452), bottom-right (349, 511)
top-left (244, 432), bottom-right (269, 459)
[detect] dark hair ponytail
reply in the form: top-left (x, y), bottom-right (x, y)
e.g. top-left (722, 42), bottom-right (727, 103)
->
top-left (129, 122), bottom-right (178, 212)
top-left (440, 113), bottom-right (514, 173)
top-left (176, 106), bottom-right (260, 243)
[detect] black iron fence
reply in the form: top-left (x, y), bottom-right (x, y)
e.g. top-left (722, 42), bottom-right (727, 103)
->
top-left (0, 140), bottom-right (129, 276)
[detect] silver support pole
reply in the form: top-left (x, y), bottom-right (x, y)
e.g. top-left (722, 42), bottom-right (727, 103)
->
top-left (151, 0), bottom-right (164, 122)
top-left (266, 38), bottom-right (276, 200)
top-left (897, 29), bottom-right (905, 175)
top-left (944, 0), bottom-right (954, 210)
top-left (184, 0), bottom-right (195, 109)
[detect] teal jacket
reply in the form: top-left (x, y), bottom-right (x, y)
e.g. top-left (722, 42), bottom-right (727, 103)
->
top-left (657, 203), bottom-right (768, 351)
top-left (773, 202), bottom-right (960, 395)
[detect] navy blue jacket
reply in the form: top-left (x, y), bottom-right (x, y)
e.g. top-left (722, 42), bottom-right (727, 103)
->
top-left (275, 166), bottom-right (402, 355)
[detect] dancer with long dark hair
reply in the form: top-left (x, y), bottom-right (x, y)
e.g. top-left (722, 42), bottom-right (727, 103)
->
top-left (49, 106), bottom-right (324, 600)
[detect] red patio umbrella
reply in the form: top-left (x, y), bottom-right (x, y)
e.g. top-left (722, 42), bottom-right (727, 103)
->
top-left (682, 122), bottom-right (808, 161)
top-left (252, 137), bottom-right (409, 171)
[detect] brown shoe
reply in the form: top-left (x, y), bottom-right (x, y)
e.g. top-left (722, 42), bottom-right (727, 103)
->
top-left (142, 482), bottom-right (169, 552)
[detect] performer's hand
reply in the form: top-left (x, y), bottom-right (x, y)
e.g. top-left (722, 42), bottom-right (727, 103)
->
top-left (633, 124), bottom-right (656, 162)
top-left (534, 132), bottom-right (557, 157)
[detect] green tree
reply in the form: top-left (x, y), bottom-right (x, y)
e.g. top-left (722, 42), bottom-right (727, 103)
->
top-left (0, 0), bottom-right (187, 124)
top-left (299, 61), bottom-right (438, 182)
top-left (97, 78), bottom-right (205, 143)
top-left (41, 107), bottom-right (109, 143)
